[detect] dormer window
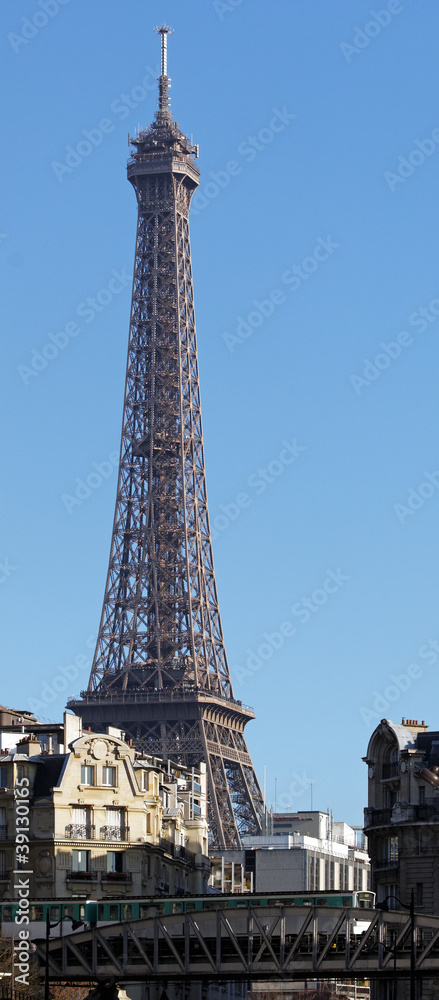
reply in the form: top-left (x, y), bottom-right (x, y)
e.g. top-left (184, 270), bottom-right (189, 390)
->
top-left (383, 746), bottom-right (399, 780)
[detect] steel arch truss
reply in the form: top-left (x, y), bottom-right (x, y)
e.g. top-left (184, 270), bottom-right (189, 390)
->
top-left (39, 906), bottom-right (439, 983)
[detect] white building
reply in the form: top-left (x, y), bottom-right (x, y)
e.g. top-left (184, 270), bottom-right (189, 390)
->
top-left (211, 810), bottom-right (370, 894)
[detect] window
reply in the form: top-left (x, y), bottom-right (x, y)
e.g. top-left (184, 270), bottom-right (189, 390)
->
top-left (0, 768), bottom-right (7, 789)
top-left (418, 833), bottom-right (423, 856)
top-left (70, 806), bottom-right (91, 839)
top-left (0, 807), bottom-right (6, 840)
top-left (330, 860), bottom-right (335, 890)
top-left (339, 862), bottom-right (349, 891)
top-left (385, 836), bottom-right (399, 865)
top-left (106, 851), bottom-right (125, 874)
top-left (80, 765), bottom-right (94, 786)
top-left (387, 788), bottom-right (400, 808)
top-left (30, 906), bottom-right (44, 921)
top-left (0, 851), bottom-right (6, 877)
top-left (16, 766), bottom-right (24, 783)
top-left (419, 786), bottom-right (425, 804)
top-left (104, 808), bottom-right (123, 840)
top-left (308, 856), bottom-right (320, 891)
top-left (102, 766), bottom-right (116, 786)
top-left (72, 850), bottom-right (90, 872)
top-left (416, 883), bottom-right (424, 907)
top-left (142, 771), bottom-right (149, 791)
top-left (50, 906), bottom-right (60, 921)
top-left (386, 884), bottom-right (397, 910)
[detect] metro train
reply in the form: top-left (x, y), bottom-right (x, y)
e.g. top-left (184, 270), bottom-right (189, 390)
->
top-left (0, 889), bottom-right (376, 940)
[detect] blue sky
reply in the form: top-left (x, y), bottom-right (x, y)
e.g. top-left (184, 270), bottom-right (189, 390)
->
top-left (2, 0), bottom-right (439, 826)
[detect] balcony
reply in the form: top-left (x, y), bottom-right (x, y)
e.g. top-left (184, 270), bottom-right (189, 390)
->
top-left (66, 870), bottom-right (95, 881)
top-left (100, 826), bottom-right (129, 841)
top-left (364, 808), bottom-right (392, 828)
top-left (159, 838), bottom-right (196, 865)
top-left (374, 858), bottom-right (399, 870)
top-left (65, 824), bottom-right (95, 840)
top-left (365, 803), bottom-right (439, 828)
top-left (101, 871), bottom-right (133, 883)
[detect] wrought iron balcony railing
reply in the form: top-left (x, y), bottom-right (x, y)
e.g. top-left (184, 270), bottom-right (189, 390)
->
top-left (100, 825), bottom-right (129, 841)
top-left (65, 824), bottom-right (95, 840)
top-left (364, 808), bottom-right (392, 827)
top-left (159, 838), bottom-right (196, 865)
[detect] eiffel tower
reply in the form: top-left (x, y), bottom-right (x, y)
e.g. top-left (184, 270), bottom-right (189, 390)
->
top-left (68, 27), bottom-right (263, 849)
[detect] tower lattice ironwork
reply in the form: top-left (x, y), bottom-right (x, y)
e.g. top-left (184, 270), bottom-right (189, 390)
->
top-left (68, 26), bottom-right (263, 849)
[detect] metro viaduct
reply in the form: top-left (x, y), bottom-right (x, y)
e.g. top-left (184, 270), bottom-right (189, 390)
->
top-left (35, 904), bottom-right (439, 984)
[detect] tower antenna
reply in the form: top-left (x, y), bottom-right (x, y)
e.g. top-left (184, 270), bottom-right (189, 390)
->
top-left (154, 24), bottom-right (173, 121)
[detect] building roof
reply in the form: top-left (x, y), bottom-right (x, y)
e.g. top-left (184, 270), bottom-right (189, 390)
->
top-left (32, 755), bottom-right (67, 797)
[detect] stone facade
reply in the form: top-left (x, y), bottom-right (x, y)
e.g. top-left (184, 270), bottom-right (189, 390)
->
top-left (0, 713), bottom-right (209, 901)
top-left (364, 716), bottom-right (439, 1000)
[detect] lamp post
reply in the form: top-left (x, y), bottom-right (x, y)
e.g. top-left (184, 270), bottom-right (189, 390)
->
top-left (377, 889), bottom-right (415, 1000)
top-left (44, 911), bottom-right (84, 1000)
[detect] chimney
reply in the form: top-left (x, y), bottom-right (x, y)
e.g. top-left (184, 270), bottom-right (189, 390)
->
top-left (17, 736), bottom-right (41, 756)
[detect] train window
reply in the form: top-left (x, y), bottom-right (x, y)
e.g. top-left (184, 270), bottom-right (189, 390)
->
top-left (122, 904), bottom-right (132, 920)
top-left (30, 906), bottom-right (43, 921)
top-left (98, 905), bottom-right (105, 920)
top-left (109, 905), bottom-right (119, 921)
top-left (64, 906), bottom-right (73, 919)
top-left (79, 905), bottom-right (85, 920)
top-left (319, 899), bottom-right (327, 906)
top-left (2, 907), bottom-right (12, 922)
top-left (50, 906), bottom-right (60, 920)
top-left (185, 903), bottom-right (196, 911)
top-left (342, 897), bottom-right (351, 907)
top-left (172, 903), bottom-right (183, 913)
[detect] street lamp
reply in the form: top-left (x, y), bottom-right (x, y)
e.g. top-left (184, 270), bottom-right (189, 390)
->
top-left (376, 888), bottom-right (415, 1000)
top-left (44, 911), bottom-right (84, 1000)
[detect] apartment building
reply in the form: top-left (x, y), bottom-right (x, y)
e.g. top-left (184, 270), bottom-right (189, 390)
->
top-left (0, 712), bottom-right (209, 900)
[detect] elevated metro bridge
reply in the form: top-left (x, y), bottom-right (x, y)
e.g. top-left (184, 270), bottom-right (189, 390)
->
top-left (36, 904), bottom-right (439, 984)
